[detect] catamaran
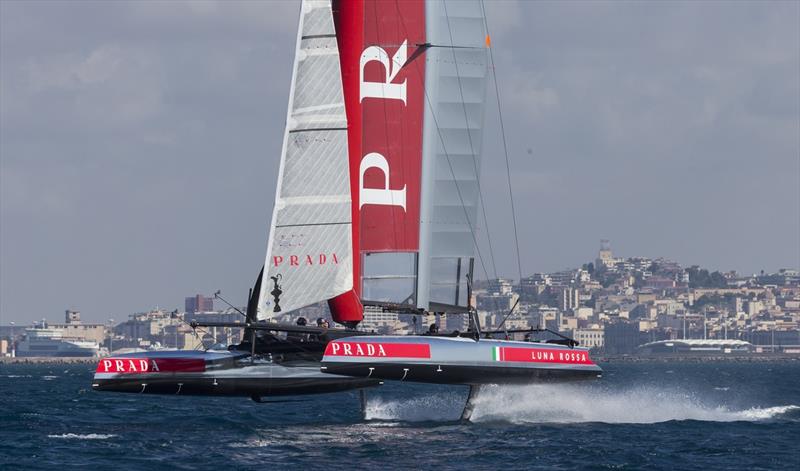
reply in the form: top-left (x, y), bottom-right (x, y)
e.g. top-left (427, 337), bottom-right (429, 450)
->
top-left (93, 0), bottom-right (601, 419)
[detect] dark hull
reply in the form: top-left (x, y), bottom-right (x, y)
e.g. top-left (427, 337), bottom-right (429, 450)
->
top-left (322, 361), bottom-right (600, 385)
top-left (92, 350), bottom-right (380, 398)
top-left (93, 374), bottom-right (379, 396)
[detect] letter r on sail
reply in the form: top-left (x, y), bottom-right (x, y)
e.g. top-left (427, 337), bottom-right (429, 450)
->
top-left (359, 40), bottom-right (408, 104)
top-left (359, 152), bottom-right (407, 210)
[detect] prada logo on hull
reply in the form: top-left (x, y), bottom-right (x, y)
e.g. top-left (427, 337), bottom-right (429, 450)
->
top-left (95, 358), bottom-right (206, 374)
top-left (325, 342), bottom-right (431, 359)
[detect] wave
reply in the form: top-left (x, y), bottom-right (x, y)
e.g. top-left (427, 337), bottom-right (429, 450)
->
top-left (733, 405), bottom-right (800, 421)
top-left (470, 384), bottom-right (799, 424)
top-left (365, 392), bottom-right (464, 422)
top-left (48, 433), bottom-right (117, 440)
top-left (365, 384), bottom-right (799, 424)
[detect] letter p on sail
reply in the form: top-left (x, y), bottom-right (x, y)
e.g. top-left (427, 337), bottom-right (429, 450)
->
top-left (359, 152), bottom-right (407, 210)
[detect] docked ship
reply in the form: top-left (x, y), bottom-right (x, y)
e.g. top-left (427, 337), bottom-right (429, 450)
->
top-left (17, 322), bottom-right (100, 357)
top-left (93, 0), bottom-right (601, 418)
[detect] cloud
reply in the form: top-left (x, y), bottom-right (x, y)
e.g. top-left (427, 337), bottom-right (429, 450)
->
top-left (482, 0), bottom-right (524, 32)
top-left (121, 0), bottom-right (298, 37)
top-left (23, 44), bottom-right (164, 125)
top-left (26, 44), bottom-right (124, 91)
top-left (501, 73), bottom-right (560, 120)
top-left (0, 0), bottom-right (797, 323)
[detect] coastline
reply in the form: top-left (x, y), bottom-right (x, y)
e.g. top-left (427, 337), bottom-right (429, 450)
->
top-left (597, 353), bottom-right (800, 362)
top-left (0, 357), bottom-right (98, 365)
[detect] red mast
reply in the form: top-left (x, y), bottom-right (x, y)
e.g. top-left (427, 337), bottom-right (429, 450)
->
top-left (328, 0), bottom-right (365, 326)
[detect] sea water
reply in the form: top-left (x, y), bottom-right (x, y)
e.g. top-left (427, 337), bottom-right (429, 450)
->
top-left (1, 361), bottom-right (798, 470)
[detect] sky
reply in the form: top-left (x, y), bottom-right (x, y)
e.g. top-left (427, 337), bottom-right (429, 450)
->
top-left (1, 0), bottom-right (798, 324)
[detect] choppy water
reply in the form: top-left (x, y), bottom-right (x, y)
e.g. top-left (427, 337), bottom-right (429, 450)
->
top-left (1, 361), bottom-right (798, 470)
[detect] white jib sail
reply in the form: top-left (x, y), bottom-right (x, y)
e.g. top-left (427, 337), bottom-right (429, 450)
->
top-left (257, 0), bottom-right (353, 320)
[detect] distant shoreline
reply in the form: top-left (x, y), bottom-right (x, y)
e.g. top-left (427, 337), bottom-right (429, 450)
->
top-left (0, 357), bottom-right (98, 365)
top-left (597, 353), bottom-right (799, 363)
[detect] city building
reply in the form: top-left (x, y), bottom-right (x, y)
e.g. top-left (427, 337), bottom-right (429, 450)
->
top-left (568, 327), bottom-right (604, 350)
top-left (604, 321), bottom-right (648, 354)
top-left (185, 294), bottom-right (214, 314)
top-left (48, 310), bottom-right (107, 345)
top-left (360, 306), bottom-right (403, 334)
top-left (559, 287), bottom-right (580, 311)
top-left (20, 243), bottom-right (793, 359)
top-left (595, 239), bottom-right (622, 270)
top-left (487, 278), bottom-right (514, 295)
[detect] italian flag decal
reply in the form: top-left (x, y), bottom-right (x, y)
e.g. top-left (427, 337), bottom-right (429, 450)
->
top-left (493, 346), bottom-right (503, 362)
top-left (491, 346), bottom-right (594, 365)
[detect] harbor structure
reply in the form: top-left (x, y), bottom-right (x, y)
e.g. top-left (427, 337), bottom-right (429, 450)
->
top-left (15, 319), bottom-right (100, 357)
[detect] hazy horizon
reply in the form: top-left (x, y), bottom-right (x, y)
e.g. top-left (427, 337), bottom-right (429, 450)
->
top-left (2, 0), bottom-right (798, 324)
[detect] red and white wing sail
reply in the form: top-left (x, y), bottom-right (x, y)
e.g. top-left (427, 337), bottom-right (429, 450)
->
top-left (259, 0), bottom-right (488, 322)
top-left (335, 0), bottom-right (488, 313)
top-left (351, 0), bottom-right (428, 309)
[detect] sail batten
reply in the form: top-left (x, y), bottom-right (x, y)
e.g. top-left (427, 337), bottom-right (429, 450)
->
top-left (417, 0), bottom-right (488, 311)
top-left (257, 0), bottom-right (354, 320)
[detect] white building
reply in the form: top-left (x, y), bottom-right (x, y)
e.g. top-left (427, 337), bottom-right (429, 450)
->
top-left (568, 327), bottom-right (605, 349)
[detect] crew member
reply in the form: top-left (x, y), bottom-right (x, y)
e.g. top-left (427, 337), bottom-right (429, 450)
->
top-left (288, 317), bottom-right (309, 342)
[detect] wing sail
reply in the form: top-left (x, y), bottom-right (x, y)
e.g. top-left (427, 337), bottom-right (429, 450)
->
top-left (258, 0), bottom-right (354, 320)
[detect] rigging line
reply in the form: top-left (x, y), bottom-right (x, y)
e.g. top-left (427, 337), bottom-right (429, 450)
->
top-left (184, 321), bottom-right (212, 351)
top-left (442, 0), bottom-right (498, 280)
top-left (392, 0), bottom-right (491, 283)
top-left (495, 296), bottom-right (520, 337)
top-left (480, 0), bottom-right (524, 284)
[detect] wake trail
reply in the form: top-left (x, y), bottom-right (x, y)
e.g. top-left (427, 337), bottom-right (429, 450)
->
top-left (365, 391), bottom-right (466, 422)
top-left (365, 384), bottom-right (799, 424)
